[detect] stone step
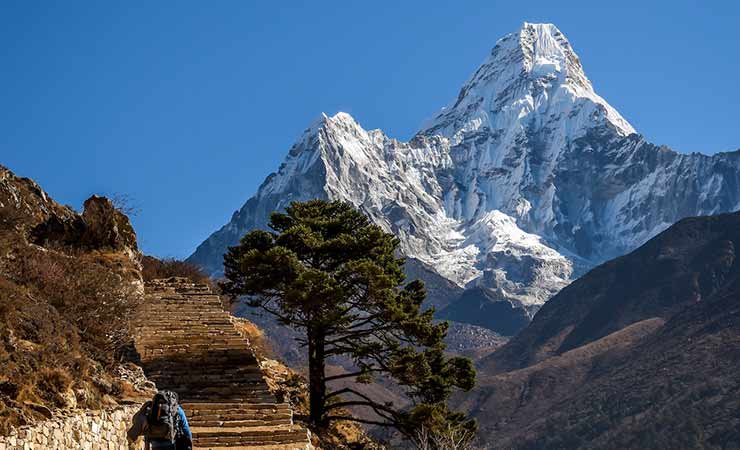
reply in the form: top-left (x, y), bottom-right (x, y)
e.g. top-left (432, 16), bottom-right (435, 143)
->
top-left (153, 383), bottom-right (271, 394)
top-left (138, 347), bottom-right (253, 356)
top-left (138, 303), bottom-right (225, 309)
top-left (193, 438), bottom-right (310, 447)
top-left (136, 323), bottom-right (234, 329)
top-left (137, 314), bottom-right (229, 320)
top-left (187, 410), bottom-right (291, 421)
top-left (150, 374), bottom-right (265, 385)
top-left (137, 328), bottom-right (238, 333)
top-left (142, 361), bottom-right (260, 372)
top-left (136, 328), bottom-right (236, 334)
top-left (155, 384), bottom-right (270, 394)
top-left (186, 406), bottom-right (291, 416)
top-left (189, 417), bottom-right (293, 428)
top-left (163, 390), bottom-right (274, 401)
top-left (145, 296), bottom-right (222, 303)
top-left (144, 366), bottom-right (263, 376)
top-left (183, 395), bottom-right (277, 403)
top-left (136, 334), bottom-right (243, 342)
top-left (182, 402), bottom-right (291, 412)
top-left (136, 326), bottom-right (236, 333)
top-left (192, 426), bottom-right (310, 446)
top-left (142, 301), bottom-right (223, 308)
top-left (138, 347), bottom-right (255, 357)
top-left (136, 338), bottom-right (247, 347)
top-left (194, 445), bottom-right (309, 450)
top-left (136, 331), bottom-right (243, 339)
top-left (137, 311), bottom-right (228, 317)
top-left (136, 314), bottom-right (230, 319)
top-left (164, 376), bottom-right (267, 385)
top-left (137, 330), bottom-right (240, 336)
top-left (135, 325), bottom-right (236, 333)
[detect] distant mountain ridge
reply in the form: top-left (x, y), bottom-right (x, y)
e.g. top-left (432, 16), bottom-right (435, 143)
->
top-left (456, 210), bottom-right (740, 449)
top-left (189, 22), bottom-right (740, 333)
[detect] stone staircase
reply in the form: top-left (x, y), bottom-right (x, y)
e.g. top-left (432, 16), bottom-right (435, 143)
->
top-left (133, 277), bottom-right (312, 450)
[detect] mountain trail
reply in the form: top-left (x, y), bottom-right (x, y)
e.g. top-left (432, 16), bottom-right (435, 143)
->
top-left (133, 277), bottom-right (313, 450)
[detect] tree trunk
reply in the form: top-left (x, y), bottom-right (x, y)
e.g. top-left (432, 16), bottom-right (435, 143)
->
top-left (307, 327), bottom-right (327, 430)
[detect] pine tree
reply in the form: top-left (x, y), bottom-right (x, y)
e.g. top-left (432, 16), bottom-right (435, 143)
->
top-left (221, 199), bottom-right (476, 439)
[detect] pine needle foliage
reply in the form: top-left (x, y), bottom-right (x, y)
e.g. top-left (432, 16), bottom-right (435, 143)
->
top-left (221, 200), bottom-right (476, 439)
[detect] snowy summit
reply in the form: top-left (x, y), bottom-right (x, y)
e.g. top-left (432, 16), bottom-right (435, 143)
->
top-left (189, 23), bottom-right (740, 320)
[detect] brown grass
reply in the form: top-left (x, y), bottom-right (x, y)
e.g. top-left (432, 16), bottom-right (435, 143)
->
top-left (231, 317), bottom-right (274, 359)
top-left (0, 230), bottom-right (141, 434)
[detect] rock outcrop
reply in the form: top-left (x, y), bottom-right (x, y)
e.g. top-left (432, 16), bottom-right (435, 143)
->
top-left (80, 195), bottom-right (139, 258)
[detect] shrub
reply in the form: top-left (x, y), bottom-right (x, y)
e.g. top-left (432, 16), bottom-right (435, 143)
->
top-left (141, 255), bottom-right (211, 285)
top-left (0, 232), bottom-right (141, 433)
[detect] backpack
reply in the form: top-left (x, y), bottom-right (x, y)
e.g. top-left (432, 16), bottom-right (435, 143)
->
top-left (146, 390), bottom-right (180, 442)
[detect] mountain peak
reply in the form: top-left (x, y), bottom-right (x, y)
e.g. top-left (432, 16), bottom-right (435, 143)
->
top-left (516, 22), bottom-right (590, 89)
top-left (307, 111), bottom-right (359, 131)
top-left (421, 22), bottom-right (634, 138)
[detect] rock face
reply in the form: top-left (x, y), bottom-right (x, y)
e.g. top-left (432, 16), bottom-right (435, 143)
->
top-left (189, 23), bottom-right (740, 332)
top-left (80, 195), bottom-right (138, 257)
top-left (0, 166), bottom-right (139, 261)
top-left (438, 287), bottom-right (531, 336)
top-left (1, 165), bottom-right (82, 241)
top-left (457, 211), bottom-right (740, 449)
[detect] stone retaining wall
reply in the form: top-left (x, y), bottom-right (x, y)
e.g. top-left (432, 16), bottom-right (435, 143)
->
top-left (0, 403), bottom-right (142, 450)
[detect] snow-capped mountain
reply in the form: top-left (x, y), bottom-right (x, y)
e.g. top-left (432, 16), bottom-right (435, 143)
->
top-left (189, 22), bottom-right (740, 321)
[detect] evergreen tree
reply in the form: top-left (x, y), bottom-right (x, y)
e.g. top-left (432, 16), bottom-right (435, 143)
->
top-left (221, 199), bottom-right (476, 439)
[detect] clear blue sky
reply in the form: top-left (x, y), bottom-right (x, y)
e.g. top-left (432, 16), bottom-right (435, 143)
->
top-left (2, 1), bottom-right (738, 258)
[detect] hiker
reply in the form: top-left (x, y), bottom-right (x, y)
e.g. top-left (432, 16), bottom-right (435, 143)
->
top-left (127, 390), bottom-right (193, 450)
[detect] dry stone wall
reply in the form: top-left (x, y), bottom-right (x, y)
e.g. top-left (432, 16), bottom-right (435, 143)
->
top-left (0, 403), bottom-right (141, 450)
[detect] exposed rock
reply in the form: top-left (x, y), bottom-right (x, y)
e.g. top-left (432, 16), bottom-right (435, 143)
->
top-left (439, 288), bottom-right (530, 336)
top-left (443, 321), bottom-right (508, 361)
top-left (80, 195), bottom-right (138, 257)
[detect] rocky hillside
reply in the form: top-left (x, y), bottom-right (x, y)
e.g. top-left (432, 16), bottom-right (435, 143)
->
top-left (457, 211), bottom-right (740, 449)
top-left (189, 23), bottom-right (740, 336)
top-left (0, 165), bottom-right (145, 433)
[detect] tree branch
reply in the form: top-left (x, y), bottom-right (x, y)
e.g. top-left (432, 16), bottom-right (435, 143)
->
top-left (324, 368), bottom-right (381, 382)
top-left (325, 416), bottom-right (394, 427)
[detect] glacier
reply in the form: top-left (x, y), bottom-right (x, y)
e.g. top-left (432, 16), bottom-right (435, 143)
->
top-left (188, 22), bottom-right (740, 328)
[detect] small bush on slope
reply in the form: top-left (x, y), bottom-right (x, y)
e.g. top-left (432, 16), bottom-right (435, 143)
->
top-left (141, 255), bottom-right (211, 285)
top-left (0, 232), bottom-right (142, 434)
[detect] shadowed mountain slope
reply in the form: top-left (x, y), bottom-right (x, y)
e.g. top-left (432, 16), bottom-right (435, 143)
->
top-left (460, 211), bottom-right (740, 449)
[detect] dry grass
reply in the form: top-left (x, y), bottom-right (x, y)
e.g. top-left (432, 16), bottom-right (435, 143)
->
top-left (231, 317), bottom-right (274, 360)
top-left (0, 230), bottom-right (141, 434)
